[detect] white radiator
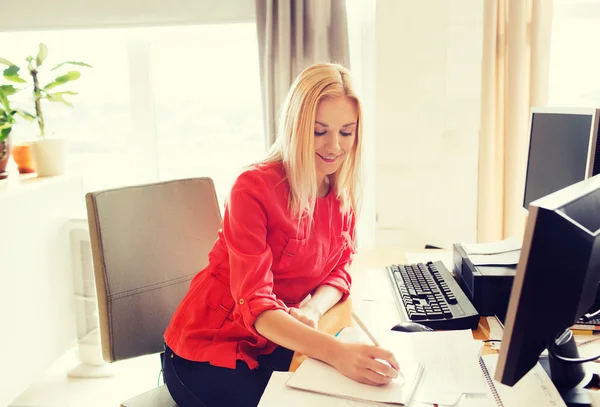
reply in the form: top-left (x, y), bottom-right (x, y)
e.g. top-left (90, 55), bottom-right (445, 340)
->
top-left (67, 218), bottom-right (114, 377)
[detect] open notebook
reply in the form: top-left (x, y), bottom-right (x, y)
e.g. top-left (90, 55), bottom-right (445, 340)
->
top-left (452, 354), bottom-right (566, 407)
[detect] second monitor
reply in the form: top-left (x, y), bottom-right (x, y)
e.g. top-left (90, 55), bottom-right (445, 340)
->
top-left (523, 107), bottom-right (600, 210)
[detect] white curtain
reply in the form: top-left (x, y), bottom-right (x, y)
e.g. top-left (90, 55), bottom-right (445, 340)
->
top-left (477, 0), bottom-right (554, 242)
top-left (255, 0), bottom-right (350, 147)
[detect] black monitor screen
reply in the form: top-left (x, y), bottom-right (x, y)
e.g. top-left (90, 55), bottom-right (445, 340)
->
top-left (560, 187), bottom-right (600, 234)
top-left (523, 113), bottom-right (591, 209)
top-left (497, 175), bottom-right (600, 389)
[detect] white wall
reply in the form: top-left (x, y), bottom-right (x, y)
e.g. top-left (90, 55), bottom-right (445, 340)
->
top-left (0, 0), bottom-right (254, 31)
top-left (374, 0), bottom-right (484, 250)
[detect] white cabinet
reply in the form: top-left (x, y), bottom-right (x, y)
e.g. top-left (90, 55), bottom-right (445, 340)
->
top-left (0, 175), bottom-right (84, 407)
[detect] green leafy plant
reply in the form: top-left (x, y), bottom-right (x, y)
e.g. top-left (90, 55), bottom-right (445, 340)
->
top-left (0, 43), bottom-right (91, 138)
top-left (0, 84), bottom-right (34, 144)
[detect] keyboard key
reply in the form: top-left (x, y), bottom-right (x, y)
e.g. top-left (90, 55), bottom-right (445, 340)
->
top-left (411, 312), bottom-right (427, 320)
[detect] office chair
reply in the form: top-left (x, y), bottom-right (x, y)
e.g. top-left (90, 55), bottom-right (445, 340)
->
top-left (85, 178), bottom-right (222, 407)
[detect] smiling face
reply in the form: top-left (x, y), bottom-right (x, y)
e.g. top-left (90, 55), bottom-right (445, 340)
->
top-left (313, 96), bottom-right (358, 183)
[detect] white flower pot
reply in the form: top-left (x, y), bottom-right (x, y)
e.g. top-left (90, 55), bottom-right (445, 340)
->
top-left (31, 138), bottom-right (69, 176)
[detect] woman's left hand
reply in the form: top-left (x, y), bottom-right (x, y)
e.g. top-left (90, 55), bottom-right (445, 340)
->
top-left (289, 304), bottom-right (322, 329)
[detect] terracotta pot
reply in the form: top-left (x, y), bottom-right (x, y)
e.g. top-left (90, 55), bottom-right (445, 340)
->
top-left (12, 143), bottom-right (36, 174)
top-left (0, 134), bottom-right (12, 179)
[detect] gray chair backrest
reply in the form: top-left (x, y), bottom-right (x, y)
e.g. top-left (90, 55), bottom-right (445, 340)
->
top-left (86, 178), bottom-right (222, 362)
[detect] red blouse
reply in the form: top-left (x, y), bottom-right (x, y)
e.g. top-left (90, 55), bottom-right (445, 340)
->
top-left (164, 161), bottom-right (356, 370)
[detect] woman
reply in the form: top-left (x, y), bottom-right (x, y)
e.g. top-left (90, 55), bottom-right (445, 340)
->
top-left (163, 63), bottom-right (399, 407)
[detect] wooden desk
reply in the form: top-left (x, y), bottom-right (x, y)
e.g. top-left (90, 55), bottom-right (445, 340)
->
top-left (290, 248), bottom-right (495, 371)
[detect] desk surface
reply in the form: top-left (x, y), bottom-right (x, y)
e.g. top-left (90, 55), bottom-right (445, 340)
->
top-left (290, 248), bottom-right (495, 371)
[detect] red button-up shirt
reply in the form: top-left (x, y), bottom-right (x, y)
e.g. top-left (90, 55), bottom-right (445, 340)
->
top-left (164, 161), bottom-right (356, 370)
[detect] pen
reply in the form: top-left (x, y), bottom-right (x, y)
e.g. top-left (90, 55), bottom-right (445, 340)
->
top-left (352, 311), bottom-right (381, 346)
top-left (352, 311), bottom-right (404, 381)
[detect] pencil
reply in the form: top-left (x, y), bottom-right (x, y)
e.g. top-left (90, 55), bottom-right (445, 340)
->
top-left (352, 311), bottom-right (381, 346)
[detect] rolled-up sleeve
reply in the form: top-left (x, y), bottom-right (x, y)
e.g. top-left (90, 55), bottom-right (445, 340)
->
top-left (320, 212), bottom-right (356, 301)
top-left (223, 172), bottom-right (288, 335)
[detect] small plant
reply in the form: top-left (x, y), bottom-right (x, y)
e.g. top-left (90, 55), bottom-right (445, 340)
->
top-left (0, 43), bottom-right (91, 138)
top-left (0, 85), bottom-right (34, 159)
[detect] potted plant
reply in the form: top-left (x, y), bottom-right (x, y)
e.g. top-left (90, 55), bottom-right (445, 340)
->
top-left (0, 44), bottom-right (91, 176)
top-left (0, 84), bottom-right (35, 179)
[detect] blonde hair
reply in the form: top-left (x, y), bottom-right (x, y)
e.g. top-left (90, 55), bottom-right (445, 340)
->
top-left (261, 62), bottom-right (363, 225)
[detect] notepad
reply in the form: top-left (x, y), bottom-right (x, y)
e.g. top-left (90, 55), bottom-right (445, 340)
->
top-left (286, 357), bottom-right (424, 405)
top-left (283, 327), bottom-right (422, 405)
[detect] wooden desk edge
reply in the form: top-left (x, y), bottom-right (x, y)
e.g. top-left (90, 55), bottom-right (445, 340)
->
top-left (289, 297), bottom-right (353, 372)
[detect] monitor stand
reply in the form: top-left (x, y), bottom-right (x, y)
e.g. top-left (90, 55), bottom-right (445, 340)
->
top-left (539, 329), bottom-right (597, 407)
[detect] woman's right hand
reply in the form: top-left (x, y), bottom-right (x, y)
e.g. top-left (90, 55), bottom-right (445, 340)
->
top-left (331, 342), bottom-right (400, 386)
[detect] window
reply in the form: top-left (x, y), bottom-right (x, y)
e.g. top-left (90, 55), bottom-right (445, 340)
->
top-left (151, 24), bottom-right (265, 204)
top-left (0, 23), bottom-right (264, 207)
top-left (548, 0), bottom-right (600, 107)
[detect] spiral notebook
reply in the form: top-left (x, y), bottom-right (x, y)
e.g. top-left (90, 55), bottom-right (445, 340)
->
top-left (455, 354), bottom-right (566, 407)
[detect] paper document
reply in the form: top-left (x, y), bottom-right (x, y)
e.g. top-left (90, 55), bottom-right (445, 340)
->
top-left (381, 329), bottom-right (486, 405)
top-left (469, 250), bottom-right (521, 266)
top-left (404, 251), bottom-right (453, 271)
top-left (462, 237), bottom-right (521, 255)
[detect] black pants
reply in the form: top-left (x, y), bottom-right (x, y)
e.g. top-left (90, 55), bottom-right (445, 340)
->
top-left (163, 344), bottom-right (294, 407)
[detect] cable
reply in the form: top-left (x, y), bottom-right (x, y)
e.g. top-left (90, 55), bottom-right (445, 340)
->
top-left (580, 307), bottom-right (600, 322)
top-left (548, 340), bottom-right (600, 364)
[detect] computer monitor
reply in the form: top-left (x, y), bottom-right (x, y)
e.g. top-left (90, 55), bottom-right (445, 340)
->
top-left (495, 174), bottom-right (600, 392)
top-left (523, 107), bottom-right (600, 210)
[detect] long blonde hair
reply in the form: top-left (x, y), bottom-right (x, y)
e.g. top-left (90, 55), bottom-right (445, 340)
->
top-left (261, 62), bottom-right (363, 225)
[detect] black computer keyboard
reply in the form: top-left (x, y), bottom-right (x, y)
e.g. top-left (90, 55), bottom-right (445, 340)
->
top-left (387, 261), bottom-right (480, 330)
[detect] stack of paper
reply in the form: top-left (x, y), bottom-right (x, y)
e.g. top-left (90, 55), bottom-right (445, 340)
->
top-left (461, 236), bottom-right (522, 266)
top-left (380, 329), bottom-right (485, 405)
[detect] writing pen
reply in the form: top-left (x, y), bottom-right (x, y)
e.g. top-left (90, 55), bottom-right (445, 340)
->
top-left (351, 311), bottom-right (404, 381)
top-left (351, 311), bottom-right (381, 346)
